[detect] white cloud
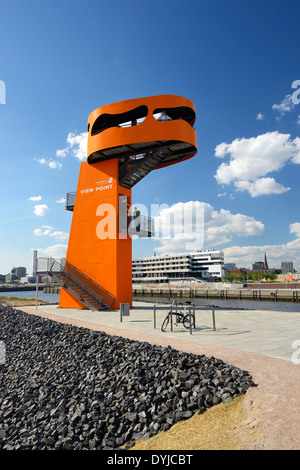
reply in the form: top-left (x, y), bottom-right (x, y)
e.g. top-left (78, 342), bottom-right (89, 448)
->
top-left (38, 130), bottom-right (88, 168)
top-left (56, 197), bottom-right (66, 204)
top-left (34, 226), bottom-right (69, 241)
top-left (48, 160), bottom-right (62, 169)
top-left (223, 228), bottom-right (300, 271)
top-left (290, 222), bottom-right (300, 238)
top-left (220, 221), bottom-right (300, 270)
top-left (215, 132), bottom-right (298, 182)
top-left (39, 244), bottom-right (68, 259)
top-left (56, 148), bottom-right (68, 158)
top-left (28, 195), bottom-right (42, 201)
top-left (50, 231), bottom-right (69, 241)
top-left (37, 158), bottom-right (62, 169)
top-left (154, 201), bottom-right (264, 254)
top-left (34, 226), bottom-right (52, 236)
top-left (214, 142), bottom-right (229, 159)
top-left (235, 177), bottom-right (290, 197)
top-left (297, 115), bottom-right (300, 125)
top-left (256, 113), bottom-right (264, 120)
top-left (287, 136), bottom-right (300, 164)
top-left (214, 131), bottom-right (300, 196)
top-left (67, 131), bottom-right (88, 161)
top-left (33, 204), bottom-right (50, 217)
top-left (57, 131), bottom-right (88, 161)
top-left (272, 94), bottom-right (295, 117)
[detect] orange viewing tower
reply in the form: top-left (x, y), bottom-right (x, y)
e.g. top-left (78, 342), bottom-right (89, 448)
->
top-left (53, 94), bottom-right (197, 310)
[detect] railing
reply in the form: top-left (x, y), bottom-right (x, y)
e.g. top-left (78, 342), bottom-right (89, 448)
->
top-left (128, 215), bottom-right (155, 238)
top-left (37, 257), bottom-right (65, 274)
top-left (48, 257), bottom-right (115, 309)
top-left (64, 190), bottom-right (155, 238)
top-left (66, 192), bottom-right (76, 211)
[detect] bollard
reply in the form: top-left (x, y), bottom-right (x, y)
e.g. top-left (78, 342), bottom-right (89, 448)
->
top-left (154, 304), bottom-right (156, 329)
top-left (120, 303), bottom-right (130, 322)
top-left (35, 276), bottom-right (39, 310)
top-left (212, 305), bottom-right (216, 331)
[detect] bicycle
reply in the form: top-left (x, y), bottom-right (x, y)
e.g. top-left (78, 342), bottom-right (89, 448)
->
top-left (161, 299), bottom-right (195, 332)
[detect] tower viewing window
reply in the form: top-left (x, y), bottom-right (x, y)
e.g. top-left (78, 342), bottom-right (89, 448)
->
top-left (153, 106), bottom-right (195, 126)
top-left (91, 105), bottom-right (148, 135)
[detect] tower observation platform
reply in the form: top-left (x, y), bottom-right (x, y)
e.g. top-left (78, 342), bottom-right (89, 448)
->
top-left (88, 95), bottom-right (197, 188)
top-left (57, 95), bottom-right (197, 310)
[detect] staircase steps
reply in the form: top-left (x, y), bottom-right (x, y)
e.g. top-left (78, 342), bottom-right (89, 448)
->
top-left (48, 259), bottom-right (115, 311)
top-left (119, 150), bottom-right (168, 189)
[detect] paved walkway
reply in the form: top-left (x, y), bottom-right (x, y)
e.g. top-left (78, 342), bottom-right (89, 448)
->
top-left (22, 301), bottom-right (300, 362)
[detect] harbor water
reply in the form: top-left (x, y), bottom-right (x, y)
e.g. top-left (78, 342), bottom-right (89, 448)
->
top-left (0, 290), bottom-right (60, 304)
top-left (1, 291), bottom-right (300, 313)
top-left (134, 296), bottom-right (300, 312)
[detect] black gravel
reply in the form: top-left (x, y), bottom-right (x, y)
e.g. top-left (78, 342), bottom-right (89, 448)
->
top-left (0, 305), bottom-right (257, 450)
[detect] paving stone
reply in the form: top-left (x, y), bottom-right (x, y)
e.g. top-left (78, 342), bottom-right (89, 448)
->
top-left (0, 304), bottom-right (257, 450)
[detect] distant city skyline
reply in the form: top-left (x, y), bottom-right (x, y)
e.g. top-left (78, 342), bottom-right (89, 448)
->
top-left (1, 250), bottom-right (298, 278)
top-left (0, 1), bottom-right (300, 274)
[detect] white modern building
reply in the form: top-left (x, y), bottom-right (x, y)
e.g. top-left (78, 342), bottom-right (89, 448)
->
top-left (132, 250), bottom-right (225, 283)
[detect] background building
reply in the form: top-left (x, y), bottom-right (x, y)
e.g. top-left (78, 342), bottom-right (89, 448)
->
top-left (223, 263), bottom-right (237, 273)
top-left (15, 267), bottom-right (26, 279)
top-left (10, 266), bottom-right (27, 279)
top-left (190, 251), bottom-right (224, 279)
top-left (132, 250), bottom-right (225, 284)
top-left (20, 275), bottom-right (36, 284)
top-left (252, 253), bottom-right (269, 272)
top-left (281, 261), bottom-right (294, 274)
top-left (252, 261), bottom-right (264, 271)
top-left (5, 273), bottom-right (17, 283)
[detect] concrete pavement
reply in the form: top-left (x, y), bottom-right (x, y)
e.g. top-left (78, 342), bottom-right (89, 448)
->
top-left (22, 301), bottom-right (300, 363)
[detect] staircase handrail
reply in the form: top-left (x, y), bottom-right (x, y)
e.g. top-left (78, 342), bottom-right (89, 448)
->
top-left (48, 257), bottom-right (115, 309)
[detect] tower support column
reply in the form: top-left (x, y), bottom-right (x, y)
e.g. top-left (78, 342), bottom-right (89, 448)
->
top-left (59, 158), bottom-right (132, 310)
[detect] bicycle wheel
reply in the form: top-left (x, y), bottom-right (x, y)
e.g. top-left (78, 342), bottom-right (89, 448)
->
top-left (183, 314), bottom-right (195, 329)
top-left (161, 315), bottom-right (170, 332)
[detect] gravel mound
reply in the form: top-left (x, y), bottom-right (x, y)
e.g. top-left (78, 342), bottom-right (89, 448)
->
top-left (0, 305), bottom-right (257, 450)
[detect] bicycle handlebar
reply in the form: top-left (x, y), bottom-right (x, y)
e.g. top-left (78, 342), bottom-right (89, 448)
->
top-left (168, 298), bottom-right (193, 306)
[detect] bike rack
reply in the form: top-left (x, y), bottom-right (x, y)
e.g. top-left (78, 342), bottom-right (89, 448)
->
top-left (157, 300), bottom-right (217, 334)
top-left (160, 300), bottom-right (196, 335)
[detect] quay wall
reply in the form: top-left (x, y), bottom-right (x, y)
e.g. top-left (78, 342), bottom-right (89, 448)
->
top-left (132, 286), bottom-right (300, 302)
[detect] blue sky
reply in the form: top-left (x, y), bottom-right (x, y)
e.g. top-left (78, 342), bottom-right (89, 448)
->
top-left (0, 0), bottom-right (300, 274)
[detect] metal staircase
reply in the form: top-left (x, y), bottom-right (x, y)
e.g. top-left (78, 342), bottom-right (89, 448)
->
top-left (118, 139), bottom-right (196, 189)
top-left (119, 149), bottom-right (169, 189)
top-left (47, 258), bottom-right (115, 311)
